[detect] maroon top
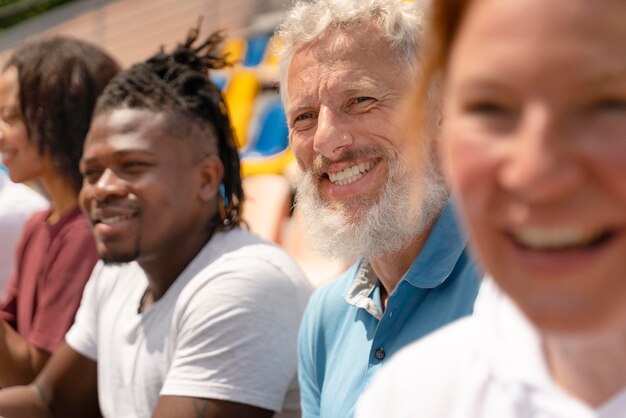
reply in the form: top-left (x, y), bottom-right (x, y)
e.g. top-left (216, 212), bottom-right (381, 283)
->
top-left (0, 206), bottom-right (98, 353)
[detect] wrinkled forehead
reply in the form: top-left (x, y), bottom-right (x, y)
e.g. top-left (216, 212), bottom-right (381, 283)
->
top-left (287, 25), bottom-right (412, 95)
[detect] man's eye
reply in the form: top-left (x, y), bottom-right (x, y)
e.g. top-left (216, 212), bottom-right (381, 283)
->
top-left (81, 168), bottom-right (102, 183)
top-left (294, 112), bottom-right (315, 122)
top-left (353, 96), bottom-right (374, 104)
top-left (123, 161), bottom-right (150, 171)
top-left (292, 112), bottom-right (317, 130)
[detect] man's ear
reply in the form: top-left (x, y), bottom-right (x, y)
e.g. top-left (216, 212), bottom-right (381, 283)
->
top-left (197, 156), bottom-right (224, 202)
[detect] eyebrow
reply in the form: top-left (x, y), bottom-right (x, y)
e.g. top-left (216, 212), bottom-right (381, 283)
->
top-left (80, 149), bottom-right (155, 165)
top-left (577, 68), bottom-right (626, 88)
top-left (344, 78), bottom-right (381, 91)
top-left (288, 79), bottom-right (384, 112)
top-left (0, 104), bottom-right (20, 112)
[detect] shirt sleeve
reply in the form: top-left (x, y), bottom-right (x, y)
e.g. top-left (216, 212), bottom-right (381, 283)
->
top-left (0, 213), bottom-right (37, 326)
top-left (297, 295), bottom-right (322, 418)
top-left (160, 256), bottom-right (305, 412)
top-left (28, 222), bottom-right (98, 353)
top-left (0, 270), bottom-right (18, 325)
top-left (65, 261), bottom-right (104, 361)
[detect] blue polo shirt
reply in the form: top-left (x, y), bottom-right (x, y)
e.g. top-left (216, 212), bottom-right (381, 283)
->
top-left (297, 201), bottom-right (481, 418)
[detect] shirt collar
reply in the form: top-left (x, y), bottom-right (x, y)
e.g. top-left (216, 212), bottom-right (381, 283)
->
top-left (345, 261), bottom-right (383, 320)
top-left (475, 278), bottom-right (551, 388)
top-left (344, 199), bottom-right (468, 316)
top-left (479, 279), bottom-right (626, 416)
top-left (403, 199), bottom-right (468, 289)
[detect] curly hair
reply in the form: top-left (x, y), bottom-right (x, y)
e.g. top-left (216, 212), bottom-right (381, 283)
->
top-left (275, 0), bottom-right (426, 106)
top-left (5, 36), bottom-right (120, 193)
top-left (95, 28), bottom-right (244, 228)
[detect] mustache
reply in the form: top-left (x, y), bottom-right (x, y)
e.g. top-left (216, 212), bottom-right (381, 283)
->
top-left (307, 146), bottom-right (390, 177)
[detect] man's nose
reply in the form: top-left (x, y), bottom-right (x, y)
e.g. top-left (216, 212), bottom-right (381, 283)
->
top-left (89, 168), bottom-right (128, 202)
top-left (313, 107), bottom-right (354, 160)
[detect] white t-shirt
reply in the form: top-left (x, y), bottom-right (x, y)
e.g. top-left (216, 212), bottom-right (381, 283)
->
top-left (355, 279), bottom-right (626, 418)
top-left (66, 228), bottom-right (312, 418)
top-left (0, 172), bottom-right (48, 294)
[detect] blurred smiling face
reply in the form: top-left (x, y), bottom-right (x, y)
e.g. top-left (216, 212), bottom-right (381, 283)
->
top-left (442, 0), bottom-right (626, 334)
top-left (0, 66), bottom-right (45, 184)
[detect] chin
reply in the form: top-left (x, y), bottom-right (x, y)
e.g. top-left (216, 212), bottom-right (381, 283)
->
top-left (98, 245), bottom-right (140, 265)
top-left (513, 292), bottom-right (626, 339)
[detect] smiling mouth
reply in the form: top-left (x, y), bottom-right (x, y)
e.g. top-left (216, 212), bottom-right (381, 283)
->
top-left (327, 162), bottom-right (373, 186)
top-left (509, 227), bottom-right (615, 251)
top-left (96, 214), bottom-right (136, 225)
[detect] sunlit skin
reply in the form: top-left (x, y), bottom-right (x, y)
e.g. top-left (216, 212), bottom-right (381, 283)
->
top-left (286, 22), bottom-right (431, 296)
top-left (442, 0), bottom-right (626, 405)
top-left (79, 108), bottom-right (223, 300)
top-left (286, 22), bottom-right (420, 218)
top-left (0, 66), bottom-right (90, 388)
top-left (0, 67), bottom-right (47, 184)
top-left (0, 66), bottom-right (76, 222)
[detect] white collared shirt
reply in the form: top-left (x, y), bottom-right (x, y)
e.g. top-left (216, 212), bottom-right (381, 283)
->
top-left (355, 278), bottom-right (626, 418)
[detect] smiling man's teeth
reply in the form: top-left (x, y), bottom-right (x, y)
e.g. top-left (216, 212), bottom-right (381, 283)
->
top-left (511, 227), bottom-right (607, 250)
top-left (100, 214), bottom-right (134, 225)
top-left (328, 163), bottom-right (372, 186)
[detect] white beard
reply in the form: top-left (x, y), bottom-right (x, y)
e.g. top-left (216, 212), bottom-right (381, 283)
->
top-left (295, 150), bottom-right (448, 263)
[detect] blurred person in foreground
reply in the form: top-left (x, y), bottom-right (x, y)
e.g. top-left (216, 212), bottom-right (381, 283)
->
top-left (0, 37), bottom-right (119, 386)
top-left (276, 0), bottom-right (481, 416)
top-left (0, 168), bottom-right (48, 294)
top-left (356, 0), bottom-right (626, 417)
top-left (0, 29), bottom-right (312, 418)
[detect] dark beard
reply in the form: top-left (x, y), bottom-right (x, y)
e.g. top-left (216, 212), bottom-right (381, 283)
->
top-left (99, 234), bottom-right (141, 265)
top-left (101, 250), bottom-right (140, 265)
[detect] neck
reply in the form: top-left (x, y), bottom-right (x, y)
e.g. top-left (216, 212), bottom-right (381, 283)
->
top-left (369, 225), bottom-right (431, 310)
top-left (139, 223), bottom-right (219, 303)
top-left (543, 327), bottom-right (626, 407)
top-left (39, 173), bottom-right (78, 223)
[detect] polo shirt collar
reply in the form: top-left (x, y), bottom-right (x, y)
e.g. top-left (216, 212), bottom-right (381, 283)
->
top-left (403, 199), bottom-right (468, 289)
top-left (344, 199), bottom-right (467, 316)
top-left (345, 260), bottom-right (383, 320)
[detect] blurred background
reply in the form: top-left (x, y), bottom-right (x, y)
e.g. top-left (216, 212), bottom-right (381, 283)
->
top-left (0, 0), bottom-right (349, 287)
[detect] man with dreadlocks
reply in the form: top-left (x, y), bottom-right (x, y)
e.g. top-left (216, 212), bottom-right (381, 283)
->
top-left (0, 30), bottom-right (312, 418)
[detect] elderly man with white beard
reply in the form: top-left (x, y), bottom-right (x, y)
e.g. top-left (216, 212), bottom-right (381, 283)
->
top-left (276, 1), bottom-right (482, 417)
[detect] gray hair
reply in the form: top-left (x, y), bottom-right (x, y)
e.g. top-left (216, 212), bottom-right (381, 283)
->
top-left (276, 0), bottom-right (427, 105)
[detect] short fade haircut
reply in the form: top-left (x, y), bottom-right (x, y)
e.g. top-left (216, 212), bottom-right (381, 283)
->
top-left (275, 0), bottom-right (427, 105)
top-left (94, 29), bottom-right (244, 228)
top-left (4, 36), bottom-right (120, 193)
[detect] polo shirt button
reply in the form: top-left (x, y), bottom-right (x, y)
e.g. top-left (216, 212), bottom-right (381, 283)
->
top-left (375, 348), bottom-right (385, 360)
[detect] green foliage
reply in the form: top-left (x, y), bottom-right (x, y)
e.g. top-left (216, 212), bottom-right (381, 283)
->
top-left (0, 0), bottom-right (78, 30)
top-left (0, 0), bottom-right (21, 7)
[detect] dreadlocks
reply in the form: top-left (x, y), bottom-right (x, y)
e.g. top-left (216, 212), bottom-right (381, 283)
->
top-left (94, 29), bottom-right (243, 229)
